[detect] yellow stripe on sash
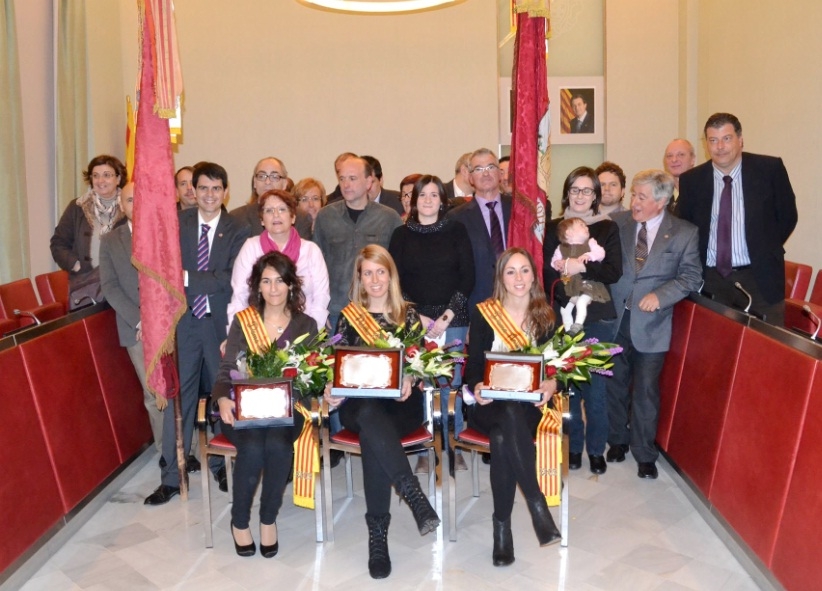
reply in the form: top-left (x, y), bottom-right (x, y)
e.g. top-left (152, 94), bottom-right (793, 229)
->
top-left (477, 299), bottom-right (530, 351)
top-left (536, 393), bottom-right (563, 506)
top-left (236, 307), bottom-right (270, 355)
top-left (341, 302), bottom-right (383, 346)
top-left (292, 401), bottom-right (318, 509)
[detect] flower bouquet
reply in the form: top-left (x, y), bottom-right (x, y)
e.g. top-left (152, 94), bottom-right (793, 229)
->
top-left (373, 321), bottom-right (466, 381)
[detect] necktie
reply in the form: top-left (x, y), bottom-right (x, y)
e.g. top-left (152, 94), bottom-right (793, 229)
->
top-left (635, 222), bottom-right (648, 273)
top-left (191, 224), bottom-right (211, 318)
top-left (486, 201), bottom-right (504, 258)
top-left (716, 175), bottom-right (733, 278)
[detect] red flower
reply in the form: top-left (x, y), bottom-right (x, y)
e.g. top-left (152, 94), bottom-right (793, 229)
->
top-left (545, 365), bottom-right (557, 377)
top-left (577, 347), bottom-right (593, 359)
top-left (305, 352), bottom-right (320, 366)
top-left (283, 367), bottom-right (298, 379)
top-left (423, 340), bottom-right (439, 352)
top-left (406, 345), bottom-right (420, 359)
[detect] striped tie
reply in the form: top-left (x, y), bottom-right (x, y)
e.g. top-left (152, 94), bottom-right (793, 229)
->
top-left (635, 222), bottom-right (648, 272)
top-left (191, 224), bottom-right (210, 318)
top-left (486, 201), bottom-right (504, 258)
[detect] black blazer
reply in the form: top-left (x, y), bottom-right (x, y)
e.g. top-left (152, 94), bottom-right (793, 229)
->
top-left (376, 189), bottom-right (404, 215)
top-left (179, 208), bottom-right (249, 341)
top-left (677, 152), bottom-right (797, 304)
top-left (570, 113), bottom-right (594, 134)
top-left (446, 195), bottom-right (512, 310)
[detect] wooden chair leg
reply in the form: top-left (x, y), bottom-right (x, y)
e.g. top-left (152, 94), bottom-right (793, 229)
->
top-left (344, 452), bottom-right (354, 499)
top-left (471, 450), bottom-right (480, 497)
top-left (201, 441), bottom-right (213, 548)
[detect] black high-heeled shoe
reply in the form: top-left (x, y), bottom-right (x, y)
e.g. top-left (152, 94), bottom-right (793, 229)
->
top-left (525, 498), bottom-right (561, 546)
top-left (492, 514), bottom-right (514, 566)
top-left (260, 523), bottom-right (279, 558)
top-left (230, 521), bottom-right (256, 557)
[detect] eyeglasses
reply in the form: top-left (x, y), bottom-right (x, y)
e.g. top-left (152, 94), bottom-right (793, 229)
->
top-left (262, 207), bottom-right (290, 216)
top-left (568, 187), bottom-right (595, 196)
top-left (471, 164), bottom-right (499, 174)
top-left (92, 172), bottom-right (118, 180)
top-left (255, 172), bottom-right (284, 183)
top-left (298, 196), bottom-right (322, 204)
top-left (401, 192), bottom-right (413, 200)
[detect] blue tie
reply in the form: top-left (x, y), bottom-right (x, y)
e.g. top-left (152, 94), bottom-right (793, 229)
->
top-left (191, 224), bottom-right (210, 318)
top-left (486, 201), bottom-right (504, 258)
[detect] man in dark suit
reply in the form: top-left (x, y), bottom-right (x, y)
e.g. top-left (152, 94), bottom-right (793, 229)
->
top-left (145, 162), bottom-right (249, 505)
top-left (443, 152), bottom-right (474, 206)
top-left (569, 94), bottom-right (594, 134)
top-left (99, 183), bottom-right (166, 452)
top-left (606, 170), bottom-right (702, 479)
top-left (447, 148), bottom-right (511, 311)
top-left (678, 113), bottom-right (798, 326)
top-left (362, 155), bottom-right (404, 215)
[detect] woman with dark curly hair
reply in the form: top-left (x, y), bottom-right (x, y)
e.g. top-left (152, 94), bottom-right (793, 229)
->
top-left (50, 154), bottom-right (127, 302)
top-left (213, 251), bottom-right (318, 558)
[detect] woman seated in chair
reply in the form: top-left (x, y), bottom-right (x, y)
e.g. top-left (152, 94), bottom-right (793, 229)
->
top-left (324, 244), bottom-right (440, 579)
top-left (213, 251), bottom-right (317, 558)
top-left (465, 247), bottom-right (562, 567)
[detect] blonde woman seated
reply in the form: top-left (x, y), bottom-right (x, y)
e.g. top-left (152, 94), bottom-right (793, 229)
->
top-left (324, 244), bottom-right (439, 579)
top-left (464, 247), bottom-right (562, 567)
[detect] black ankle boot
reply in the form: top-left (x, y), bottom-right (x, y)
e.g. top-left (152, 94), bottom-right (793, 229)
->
top-left (492, 514), bottom-right (514, 566)
top-left (526, 497), bottom-right (561, 546)
top-left (395, 474), bottom-right (440, 535)
top-left (365, 513), bottom-right (391, 579)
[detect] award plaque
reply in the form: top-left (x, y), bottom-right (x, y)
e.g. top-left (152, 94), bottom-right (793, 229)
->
top-left (331, 346), bottom-right (403, 398)
top-left (232, 378), bottom-right (294, 428)
top-left (481, 352), bottom-right (544, 402)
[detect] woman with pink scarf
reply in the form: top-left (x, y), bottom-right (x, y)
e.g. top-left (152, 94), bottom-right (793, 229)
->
top-left (227, 189), bottom-right (329, 331)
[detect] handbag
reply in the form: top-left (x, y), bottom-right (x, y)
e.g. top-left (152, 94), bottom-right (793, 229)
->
top-left (69, 267), bottom-right (105, 311)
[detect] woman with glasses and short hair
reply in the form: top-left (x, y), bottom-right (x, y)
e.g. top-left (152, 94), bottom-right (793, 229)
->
top-left (293, 177), bottom-right (327, 237)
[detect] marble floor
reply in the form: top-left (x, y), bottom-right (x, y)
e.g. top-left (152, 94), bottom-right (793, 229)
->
top-left (14, 451), bottom-right (768, 591)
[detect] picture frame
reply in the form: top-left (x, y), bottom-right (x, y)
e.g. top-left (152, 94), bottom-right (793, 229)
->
top-left (481, 351), bottom-right (544, 402)
top-left (233, 377), bottom-right (295, 429)
top-left (549, 76), bottom-right (604, 145)
top-left (331, 346), bottom-right (403, 399)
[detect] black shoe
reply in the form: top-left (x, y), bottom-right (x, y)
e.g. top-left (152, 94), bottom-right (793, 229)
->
top-left (568, 452), bottom-right (582, 470)
top-left (589, 455), bottom-right (606, 474)
top-left (216, 467), bottom-right (228, 492)
top-left (492, 514), bottom-right (515, 566)
top-left (481, 452), bottom-right (491, 465)
top-left (606, 444), bottom-right (629, 463)
top-left (158, 456), bottom-right (167, 469)
top-left (525, 497), bottom-right (561, 546)
top-left (637, 462), bottom-right (658, 479)
top-left (186, 455), bottom-right (201, 473)
top-left (144, 484), bottom-right (180, 505)
top-left (230, 520), bottom-right (256, 557)
top-left (366, 513), bottom-right (391, 579)
top-left (329, 449), bottom-right (344, 468)
top-left (260, 523), bottom-right (279, 558)
top-left (395, 474), bottom-right (440, 536)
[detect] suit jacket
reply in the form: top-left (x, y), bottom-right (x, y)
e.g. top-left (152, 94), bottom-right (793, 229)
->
top-left (99, 223), bottom-right (140, 347)
top-left (375, 189), bottom-right (404, 215)
top-left (179, 208), bottom-right (249, 342)
top-left (446, 195), bottom-right (512, 310)
top-left (570, 113), bottom-right (594, 134)
top-left (229, 202), bottom-right (313, 239)
top-left (609, 210), bottom-right (702, 353)
top-left (443, 179), bottom-right (472, 206)
top-left (677, 152), bottom-right (797, 304)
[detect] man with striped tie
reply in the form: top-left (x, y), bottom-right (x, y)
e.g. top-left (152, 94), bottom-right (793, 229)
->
top-left (605, 170), bottom-right (701, 480)
top-left (145, 162), bottom-right (249, 505)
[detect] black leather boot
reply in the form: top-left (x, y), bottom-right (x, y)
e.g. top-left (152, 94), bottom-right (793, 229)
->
top-left (526, 497), bottom-right (561, 546)
top-left (492, 514), bottom-right (515, 566)
top-left (395, 474), bottom-right (440, 535)
top-left (365, 513), bottom-right (391, 579)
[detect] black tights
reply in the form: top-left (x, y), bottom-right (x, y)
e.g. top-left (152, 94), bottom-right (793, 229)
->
top-left (339, 391), bottom-right (423, 514)
top-left (469, 401), bottom-right (542, 520)
top-left (221, 413), bottom-right (303, 529)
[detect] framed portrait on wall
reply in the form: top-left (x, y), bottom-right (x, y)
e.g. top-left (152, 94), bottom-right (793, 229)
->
top-left (549, 76), bottom-right (604, 145)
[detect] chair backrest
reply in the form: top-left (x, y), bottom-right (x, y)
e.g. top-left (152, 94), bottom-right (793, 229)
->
top-left (785, 261), bottom-right (812, 300)
top-left (35, 271), bottom-right (70, 313)
top-left (0, 279), bottom-right (40, 319)
top-left (810, 269), bottom-right (822, 306)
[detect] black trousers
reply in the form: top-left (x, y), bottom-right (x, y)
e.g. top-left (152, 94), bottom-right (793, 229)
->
top-left (469, 401), bottom-right (542, 521)
top-left (221, 412), bottom-right (304, 529)
top-left (339, 389), bottom-right (423, 515)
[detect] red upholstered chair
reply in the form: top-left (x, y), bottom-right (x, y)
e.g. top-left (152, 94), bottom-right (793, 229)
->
top-left (443, 391), bottom-right (569, 546)
top-left (320, 387), bottom-right (437, 542)
top-left (784, 261), bottom-right (812, 300)
top-left (35, 270), bottom-right (70, 314)
top-left (809, 269), bottom-right (822, 305)
top-left (0, 278), bottom-right (65, 326)
top-left (0, 318), bottom-right (19, 337)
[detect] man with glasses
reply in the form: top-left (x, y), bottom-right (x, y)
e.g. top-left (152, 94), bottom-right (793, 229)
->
top-left (447, 148), bottom-right (511, 310)
top-left (229, 156), bottom-right (312, 239)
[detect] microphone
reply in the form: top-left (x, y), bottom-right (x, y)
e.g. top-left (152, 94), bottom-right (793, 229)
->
top-left (734, 282), bottom-right (753, 314)
top-left (73, 295), bottom-right (98, 308)
top-left (803, 305), bottom-right (821, 340)
top-left (13, 309), bottom-right (42, 326)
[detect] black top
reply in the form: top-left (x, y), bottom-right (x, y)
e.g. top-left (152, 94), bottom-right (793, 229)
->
top-left (212, 309), bottom-right (318, 401)
top-left (542, 218), bottom-right (623, 323)
top-left (388, 219), bottom-right (475, 327)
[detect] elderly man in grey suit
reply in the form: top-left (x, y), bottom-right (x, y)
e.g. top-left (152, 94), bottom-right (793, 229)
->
top-left (99, 183), bottom-right (165, 450)
top-left (605, 170), bottom-right (702, 479)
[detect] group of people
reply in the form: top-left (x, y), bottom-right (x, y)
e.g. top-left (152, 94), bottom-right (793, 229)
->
top-left (49, 111), bottom-right (797, 578)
